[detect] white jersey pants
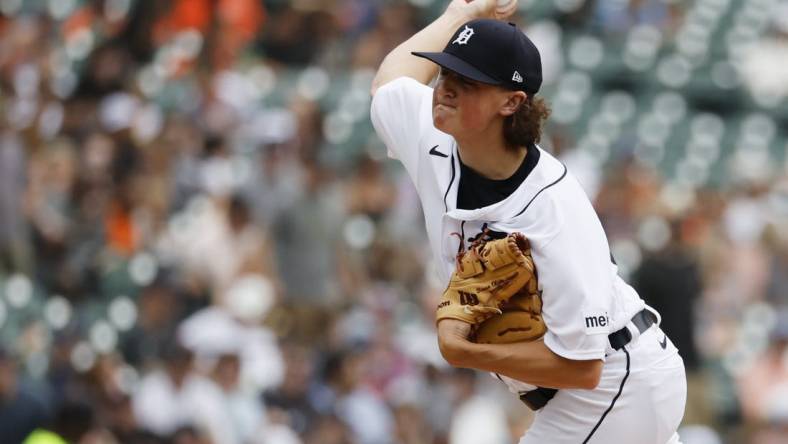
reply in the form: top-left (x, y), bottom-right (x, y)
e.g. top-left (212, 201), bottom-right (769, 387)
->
top-left (520, 325), bottom-right (687, 444)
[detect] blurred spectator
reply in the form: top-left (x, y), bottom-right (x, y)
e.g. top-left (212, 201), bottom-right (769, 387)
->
top-left (321, 348), bottom-right (394, 444)
top-left (121, 282), bottom-right (185, 368)
top-left (592, 0), bottom-right (680, 35)
top-left (24, 139), bottom-right (80, 293)
top-left (0, 348), bottom-right (49, 443)
top-left (244, 145), bottom-right (304, 228)
top-left (187, 352), bottom-right (264, 444)
top-left (634, 218), bottom-right (708, 425)
top-left (273, 161), bottom-right (346, 307)
top-left (104, 395), bottom-right (154, 444)
top-left (23, 401), bottom-right (96, 444)
top-left (303, 413), bottom-right (355, 444)
top-left (633, 218), bottom-right (703, 368)
top-left (344, 155), bottom-right (396, 221)
top-left (264, 343), bottom-right (321, 436)
top-left (351, 2), bottom-right (418, 69)
top-left (736, 312), bottom-right (788, 431)
top-left (447, 369), bottom-right (509, 444)
top-left (257, 4), bottom-right (334, 66)
top-left (177, 277), bottom-right (285, 392)
top-left (391, 403), bottom-right (433, 444)
top-left (763, 224), bottom-right (788, 309)
top-left (131, 342), bottom-right (210, 439)
top-left (171, 426), bottom-right (211, 444)
top-left (165, 192), bottom-right (279, 307)
top-left (0, 133), bottom-right (29, 273)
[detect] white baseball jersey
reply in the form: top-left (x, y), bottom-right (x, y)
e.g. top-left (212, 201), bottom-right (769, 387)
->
top-left (371, 77), bottom-right (687, 444)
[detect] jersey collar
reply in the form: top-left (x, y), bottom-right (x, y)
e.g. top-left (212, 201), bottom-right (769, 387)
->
top-left (445, 145), bottom-right (566, 222)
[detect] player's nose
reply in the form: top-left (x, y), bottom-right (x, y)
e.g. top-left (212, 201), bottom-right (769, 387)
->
top-left (435, 76), bottom-right (456, 100)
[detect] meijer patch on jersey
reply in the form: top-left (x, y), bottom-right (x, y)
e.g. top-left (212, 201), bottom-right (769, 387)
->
top-left (583, 309), bottom-right (610, 334)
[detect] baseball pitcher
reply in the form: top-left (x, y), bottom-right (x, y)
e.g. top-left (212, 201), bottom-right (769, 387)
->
top-left (369, 1), bottom-right (687, 443)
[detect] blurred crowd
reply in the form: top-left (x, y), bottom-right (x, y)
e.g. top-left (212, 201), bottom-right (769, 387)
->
top-left (0, 1), bottom-right (786, 444)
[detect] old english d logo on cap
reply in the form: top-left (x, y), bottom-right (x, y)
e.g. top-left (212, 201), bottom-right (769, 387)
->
top-left (453, 25), bottom-right (474, 45)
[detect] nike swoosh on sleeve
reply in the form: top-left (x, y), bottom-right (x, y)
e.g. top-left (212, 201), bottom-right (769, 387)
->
top-left (429, 145), bottom-right (448, 158)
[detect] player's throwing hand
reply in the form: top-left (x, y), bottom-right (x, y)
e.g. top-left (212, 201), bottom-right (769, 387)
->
top-left (446, 0), bottom-right (518, 21)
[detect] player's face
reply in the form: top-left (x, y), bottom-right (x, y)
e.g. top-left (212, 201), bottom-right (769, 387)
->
top-left (432, 69), bottom-right (513, 137)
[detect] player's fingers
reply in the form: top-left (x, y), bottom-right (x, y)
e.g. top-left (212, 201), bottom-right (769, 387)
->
top-left (450, 0), bottom-right (497, 19)
top-left (495, 0), bottom-right (519, 20)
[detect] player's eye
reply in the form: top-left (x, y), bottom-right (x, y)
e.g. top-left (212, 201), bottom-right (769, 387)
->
top-left (438, 70), bottom-right (475, 91)
top-left (458, 77), bottom-right (474, 88)
top-left (454, 74), bottom-right (476, 88)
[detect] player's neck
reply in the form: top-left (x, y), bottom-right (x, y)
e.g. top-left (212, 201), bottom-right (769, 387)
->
top-left (455, 134), bottom-right (527, 180)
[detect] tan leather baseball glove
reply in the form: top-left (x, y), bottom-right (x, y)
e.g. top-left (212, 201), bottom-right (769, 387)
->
top-left (436, 232), bottom-right (539, 326)
top-left (473, 287), bottom-right (546, 344)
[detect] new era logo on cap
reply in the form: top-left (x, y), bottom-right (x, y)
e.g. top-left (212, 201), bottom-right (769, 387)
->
top-left (512, 71), bottom-right (523, 83)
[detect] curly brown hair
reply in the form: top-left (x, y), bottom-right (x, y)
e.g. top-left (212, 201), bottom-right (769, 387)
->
top-left (502, 96), bottom-right (551, 151)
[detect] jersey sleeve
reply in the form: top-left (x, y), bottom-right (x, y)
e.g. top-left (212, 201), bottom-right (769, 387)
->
top-left (370, 77), bottom-right (434, 177)
top-left (530, 197), bottom-right (614, 361)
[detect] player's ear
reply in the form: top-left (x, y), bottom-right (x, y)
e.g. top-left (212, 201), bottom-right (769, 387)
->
top-left (500, 91), bottom-right (527, 117)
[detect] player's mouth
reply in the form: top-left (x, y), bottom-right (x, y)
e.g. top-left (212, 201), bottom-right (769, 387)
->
top-left (434, 103), bottom-right (456, 111)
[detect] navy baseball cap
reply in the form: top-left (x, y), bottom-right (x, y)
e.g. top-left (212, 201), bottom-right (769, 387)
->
top-left (413, 19), bottom-right (543, 95)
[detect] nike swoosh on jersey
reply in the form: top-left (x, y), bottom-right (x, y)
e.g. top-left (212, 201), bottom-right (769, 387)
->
top-left (429, 145), bottom-right (448, 158)
top-left (659, 334), bottom-right (667, 349)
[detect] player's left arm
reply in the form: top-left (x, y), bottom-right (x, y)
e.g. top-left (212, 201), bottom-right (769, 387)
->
top-left (437, 319), bottom-right (603, 389)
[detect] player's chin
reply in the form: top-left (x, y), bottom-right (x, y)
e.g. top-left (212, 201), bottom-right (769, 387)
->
top-left (432, 111), bottom-right (456, 133)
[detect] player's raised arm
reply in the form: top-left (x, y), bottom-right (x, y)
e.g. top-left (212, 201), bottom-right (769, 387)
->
top-left (370, 0), bottom-right (517, 96)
